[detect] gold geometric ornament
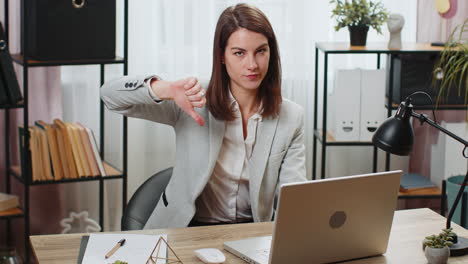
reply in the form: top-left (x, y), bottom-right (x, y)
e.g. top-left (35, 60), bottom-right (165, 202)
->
top-left (146, 236), bottom-right (183, 264)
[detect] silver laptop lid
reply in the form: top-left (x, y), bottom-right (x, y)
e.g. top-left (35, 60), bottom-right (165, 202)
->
top-left (269, 170), bottom-right (402, 264)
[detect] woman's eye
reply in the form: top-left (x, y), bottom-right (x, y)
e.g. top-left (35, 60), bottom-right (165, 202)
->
top-left (257, 48), bottom-right (267, 54)
top-left (234, 51), bottom-right (244, 56)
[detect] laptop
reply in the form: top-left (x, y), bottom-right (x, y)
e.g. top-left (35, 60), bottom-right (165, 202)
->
top-left (223, 170), bottom-right (403, 264)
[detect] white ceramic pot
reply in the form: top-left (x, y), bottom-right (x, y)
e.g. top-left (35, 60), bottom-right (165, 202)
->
top-left (424, 246), bottom-right (450, 264)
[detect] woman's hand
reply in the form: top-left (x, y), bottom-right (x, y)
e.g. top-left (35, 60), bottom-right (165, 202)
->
top-left (150, 77), bottom-right (206, 126)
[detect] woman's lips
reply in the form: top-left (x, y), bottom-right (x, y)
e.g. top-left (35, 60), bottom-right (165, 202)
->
top-left (246, 74), bottom-right (259, 80)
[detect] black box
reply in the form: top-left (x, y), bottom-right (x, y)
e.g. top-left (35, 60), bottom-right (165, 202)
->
top-left (21, 0), bottom-right (116, 60)
top-left (386, 53), bottom-right (466, 105)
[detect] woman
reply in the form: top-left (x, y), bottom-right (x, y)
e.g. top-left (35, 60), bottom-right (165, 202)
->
top-left (101, 3), bottom-right (306, 229)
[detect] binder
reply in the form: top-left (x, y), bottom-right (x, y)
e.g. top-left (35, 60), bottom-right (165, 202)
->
top-left (359, 69), bottom-right (386, 141)
top-left (0, 22), bottom-right (22, 105)
top-left (332, 69), bottom-right (361, 141)
top-left (0, 81), bottom-right (8, 106)
top-left (18, 126), bottom-right (32, 180)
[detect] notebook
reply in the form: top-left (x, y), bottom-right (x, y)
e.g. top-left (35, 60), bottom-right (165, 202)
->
top-left (79, 233), bottom-right (167, 264)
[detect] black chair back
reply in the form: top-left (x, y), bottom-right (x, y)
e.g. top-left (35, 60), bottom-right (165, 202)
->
top-left (121, 167), bottom-right (173, 230)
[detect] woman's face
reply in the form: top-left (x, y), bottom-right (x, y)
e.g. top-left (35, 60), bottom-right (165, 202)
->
top-left (223, 28), bottom-right (270, 94)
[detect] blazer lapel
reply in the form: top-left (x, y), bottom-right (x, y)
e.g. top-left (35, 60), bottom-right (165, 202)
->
top-left (249, 116), bottom-right (279, 218)
top-left (208, 114), bottom-right (225, 176)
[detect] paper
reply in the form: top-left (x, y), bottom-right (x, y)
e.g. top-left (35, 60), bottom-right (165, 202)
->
top-left (81, 233), bottom-right (167, 264)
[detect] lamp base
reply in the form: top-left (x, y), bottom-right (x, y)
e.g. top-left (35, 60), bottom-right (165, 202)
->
top-left (449, 237), bottom-right (468, 256)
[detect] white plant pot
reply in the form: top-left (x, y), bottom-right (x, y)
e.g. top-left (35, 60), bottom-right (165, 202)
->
top-left (424, 246), bottom-right (450, 264)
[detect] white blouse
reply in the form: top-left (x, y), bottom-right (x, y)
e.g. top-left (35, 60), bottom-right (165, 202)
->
top-left (194, 94), bottom-right (262, 223)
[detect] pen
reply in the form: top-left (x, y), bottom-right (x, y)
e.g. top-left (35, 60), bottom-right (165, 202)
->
top-left (105, 238), bottom-right (126, 259)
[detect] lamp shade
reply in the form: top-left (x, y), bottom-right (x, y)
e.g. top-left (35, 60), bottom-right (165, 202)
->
top-left (372, 101), bottom-right (414, 156)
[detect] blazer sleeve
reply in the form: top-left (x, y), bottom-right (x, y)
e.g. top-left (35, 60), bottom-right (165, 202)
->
top-left (100, 75), bottom-right (181, 127)
top-left (277, 107), bottom-right (307, 189)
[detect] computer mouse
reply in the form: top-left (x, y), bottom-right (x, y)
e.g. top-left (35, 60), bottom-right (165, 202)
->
top-left (194, 248), bottom-right (226, 263)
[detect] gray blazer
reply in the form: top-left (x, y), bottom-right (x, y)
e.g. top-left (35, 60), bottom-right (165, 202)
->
top-left (100, 75), bottom-right (307, 229)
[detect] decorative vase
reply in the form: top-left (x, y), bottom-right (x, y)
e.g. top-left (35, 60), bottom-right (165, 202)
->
top-left (348, 25), bottom-right (369, 46)
top-left (424, 246), bottom-right (450, 264)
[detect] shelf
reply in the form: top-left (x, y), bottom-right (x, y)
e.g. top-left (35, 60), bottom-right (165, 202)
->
top-left (9, 161), bottom-right (123, 185)
top-left (0, 207), bottom-right (24, 219)
top-left (398, 187), bottom-right (442, 199)
top-left (11, 54), bottom-right (125, 67)
top-left (316, 42), bottom-right (446, 54)
top-left (385, 99), bottom-right (468, 110)
top-left (0, 100), bottom-right (25, 109)
top-left (314, 129), bottom-right (375, 146)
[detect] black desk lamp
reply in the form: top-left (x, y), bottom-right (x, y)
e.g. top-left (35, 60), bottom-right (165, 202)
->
top-left (372, 96), bottom-right (468, 256)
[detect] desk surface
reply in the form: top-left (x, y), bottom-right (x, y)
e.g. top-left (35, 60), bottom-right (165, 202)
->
top-left (31, 208), bottom-right (468, 263)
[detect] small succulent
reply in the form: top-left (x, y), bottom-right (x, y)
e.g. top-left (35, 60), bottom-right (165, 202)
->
top-left (111, 261), bottom-right (128, 264)
top-left (423, 228), bottom-right (454, 249)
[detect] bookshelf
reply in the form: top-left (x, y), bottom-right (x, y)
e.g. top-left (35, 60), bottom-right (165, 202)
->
top-left (312, 42), bottom-right (452, 181)
top-left (311, 42), bottom-right (462, 209)
top-left (1, 1), bottom-right (129, 263)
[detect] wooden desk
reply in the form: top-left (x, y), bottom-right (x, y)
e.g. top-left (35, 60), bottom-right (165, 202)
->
top-left (30, 208), bottom-right (468, 263)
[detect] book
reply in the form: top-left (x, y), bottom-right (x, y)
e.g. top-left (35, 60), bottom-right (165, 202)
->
top-left (0, 192), bottom-right (19, 211)
top-left (37, 120), bottom-right (64, 180)
top-left (86, 127), bottom-right (106, 177)
top-left (400, 173), bottom-right (437, 191)
top-left (0, 22), bottom-right (22, 105)
top-left (35, 122), bottom-right (54, 180)
top-left (75, 122), bottom-right (100, 177)
top-left (53, 123), bottom-right (71, 179)
top-left (54, 119), bottom-right (78, 179)
top-left (66, 123), bottom-right (90, 177)
top-left (30, 127), bottom-right (42, 182)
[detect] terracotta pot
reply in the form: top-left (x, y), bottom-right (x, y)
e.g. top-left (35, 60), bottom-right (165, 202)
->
top-left (424, 246), bottom-right (450, 264)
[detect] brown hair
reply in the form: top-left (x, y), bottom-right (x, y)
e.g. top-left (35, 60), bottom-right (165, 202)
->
top-left (206, 3), bottom-right (282, 121)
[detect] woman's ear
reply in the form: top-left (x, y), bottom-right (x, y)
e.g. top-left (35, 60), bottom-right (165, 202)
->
top-left (221, 55), bottom-right (225, 64)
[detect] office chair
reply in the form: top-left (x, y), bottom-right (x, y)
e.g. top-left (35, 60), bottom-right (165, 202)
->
top-left (121, 167), bottom-right (173, 230)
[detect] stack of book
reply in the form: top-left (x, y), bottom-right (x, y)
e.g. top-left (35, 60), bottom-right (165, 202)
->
top-left (0, 192), bottom-right (19, 212)
top-left (399, 173), bottom-right (437, 192)
top-left (19, 119), bottom-right (106, 181)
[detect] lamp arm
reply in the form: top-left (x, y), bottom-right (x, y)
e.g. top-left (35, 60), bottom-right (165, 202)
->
top-left (410, 111), bottom-right (468, 147)
top-left (410, 111), bottom-right (468, 230)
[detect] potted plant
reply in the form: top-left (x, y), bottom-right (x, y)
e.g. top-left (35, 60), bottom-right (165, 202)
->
top-left (423, 229), bottom-right (454, 264)
top-left (330, 0), bottom-right (389, 46)
top-left (433, 18), bottom-right (468, 104)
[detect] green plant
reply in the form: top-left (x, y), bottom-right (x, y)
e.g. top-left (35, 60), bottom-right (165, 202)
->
top-left (433, 18), bottom-right (468, 103)
top-left (330, 0), bottom-right (389, 34)
top-left (441, 227), bottom-right (457, 238)
top-left (424, 228), bottom-right (454, 249)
